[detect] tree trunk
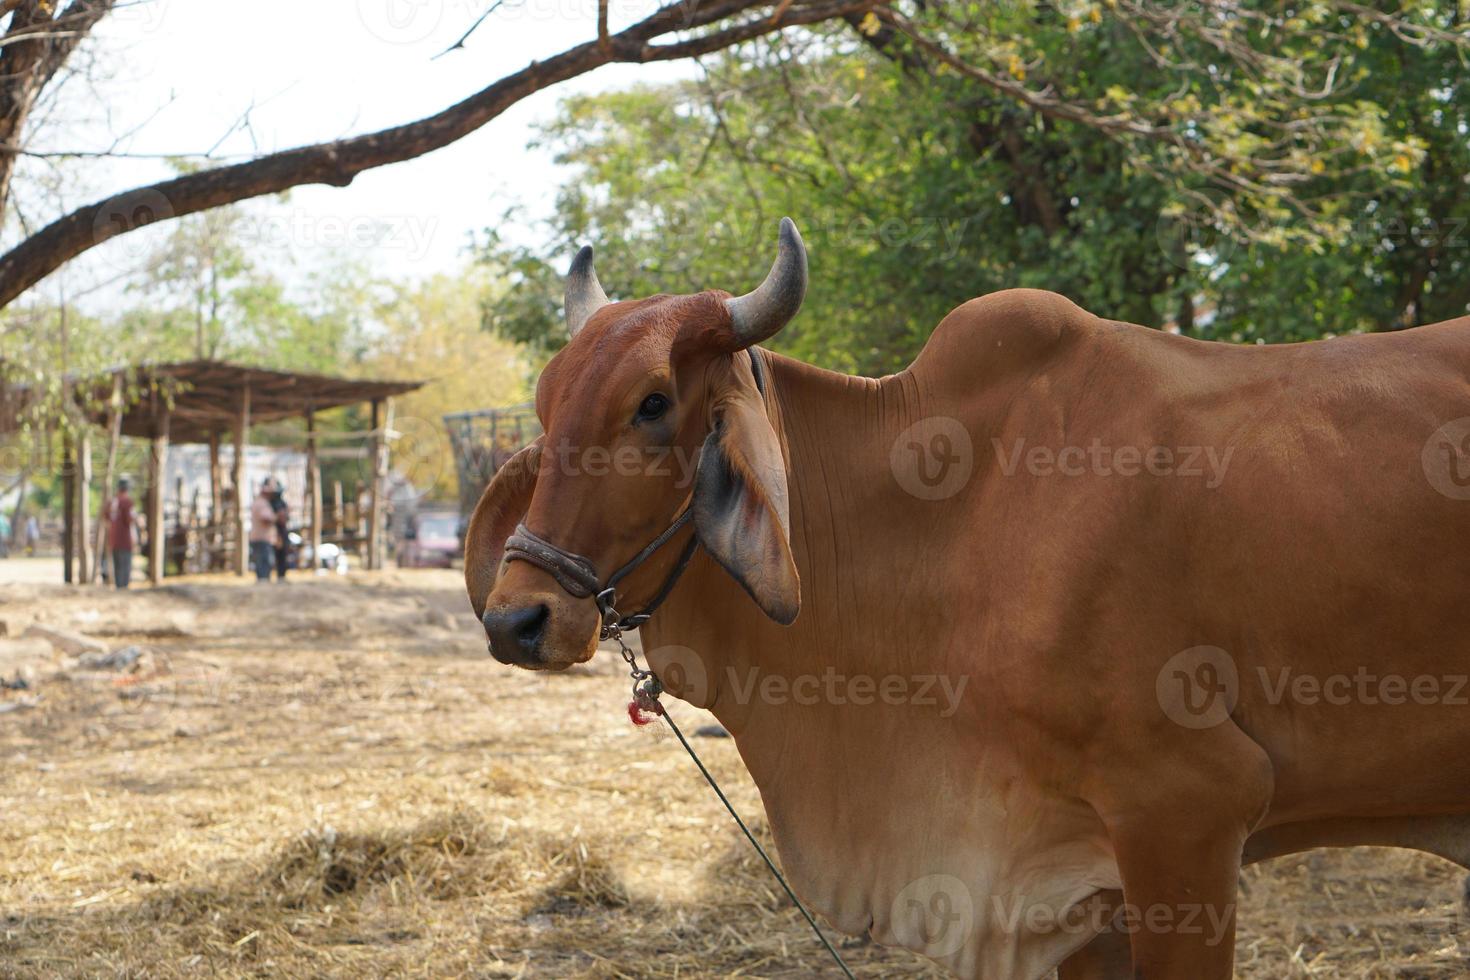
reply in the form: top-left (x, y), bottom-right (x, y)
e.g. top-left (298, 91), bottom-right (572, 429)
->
top-left (0, 1), bottom-right (117, 224)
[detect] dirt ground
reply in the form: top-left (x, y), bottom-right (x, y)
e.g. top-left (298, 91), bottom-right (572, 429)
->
top-left (1, 570), bottom-right (1466, 978)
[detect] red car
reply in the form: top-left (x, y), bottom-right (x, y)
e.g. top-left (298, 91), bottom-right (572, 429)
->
top-left (397, 511), bottom-right (461, 568)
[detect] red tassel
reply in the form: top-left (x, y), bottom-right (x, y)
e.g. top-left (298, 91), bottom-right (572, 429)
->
top-left (627, 698), bottom-right (664, 726)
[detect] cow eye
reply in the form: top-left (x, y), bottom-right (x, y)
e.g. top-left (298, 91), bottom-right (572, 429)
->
top-left (636, 393), bottom-right (670, 423)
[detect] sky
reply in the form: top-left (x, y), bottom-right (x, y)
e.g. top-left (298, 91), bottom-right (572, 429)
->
top-left (21, 0), bottom-right (693, 312)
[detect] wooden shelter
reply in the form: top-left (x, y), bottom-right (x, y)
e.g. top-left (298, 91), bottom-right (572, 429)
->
top-left (56, 361), bottom-right (423, 584)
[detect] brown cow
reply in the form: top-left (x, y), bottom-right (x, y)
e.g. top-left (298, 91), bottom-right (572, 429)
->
top-left (466, 218), bottom-right (1470, 979)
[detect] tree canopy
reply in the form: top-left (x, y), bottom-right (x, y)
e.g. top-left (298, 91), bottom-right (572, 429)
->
top-left (484, 3), bottom-right (1470, 374)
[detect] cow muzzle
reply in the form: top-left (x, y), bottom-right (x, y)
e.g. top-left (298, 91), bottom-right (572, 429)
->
top-left (481, 602), bottom-right (550, 666)
top-left (480, 563), bottom-right (600, 669)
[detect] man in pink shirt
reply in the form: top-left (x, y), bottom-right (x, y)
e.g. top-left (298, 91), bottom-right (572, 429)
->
top-left (104, 478), bottom-right (141, 589)
top-left (248, 478), bottom-right (279, 582)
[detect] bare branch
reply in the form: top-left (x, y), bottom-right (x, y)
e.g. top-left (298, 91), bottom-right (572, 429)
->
top-left (434, 0), bottom-right (508, 60)
top-left (0, 0), bottom-right (880, 309)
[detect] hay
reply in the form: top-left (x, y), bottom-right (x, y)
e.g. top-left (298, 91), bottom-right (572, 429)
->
top-left (1, 572), bottom-right (1465, 977)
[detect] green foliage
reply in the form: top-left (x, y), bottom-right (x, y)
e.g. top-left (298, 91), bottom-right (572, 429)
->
top-left (128, 204), bottom-right (380, 373)
top-left (481, 4), bottom-right (1470, 371)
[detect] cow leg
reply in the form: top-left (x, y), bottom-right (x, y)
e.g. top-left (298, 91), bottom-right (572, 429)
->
top-left (1090, 729), bottom-right (1273, 980)
top-left (1104, 825), bottom-right (1245, 979)
top-left (1055, 892), bottom-right (1130, 980)
top-left (1061, 812), bottom-right (1470, 980)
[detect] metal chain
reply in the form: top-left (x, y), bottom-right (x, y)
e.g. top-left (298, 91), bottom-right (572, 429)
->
top-left (610, 629), bottom-right (857, 980)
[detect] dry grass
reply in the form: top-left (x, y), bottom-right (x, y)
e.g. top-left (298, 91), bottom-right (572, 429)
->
top-left (0, 571), bottom-right (1465, 978)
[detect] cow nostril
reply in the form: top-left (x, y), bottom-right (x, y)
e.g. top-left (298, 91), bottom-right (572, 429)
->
top-left (512, 604), bottom-right (549, 647)
top-left (482, 603), bottom-right (551, 663)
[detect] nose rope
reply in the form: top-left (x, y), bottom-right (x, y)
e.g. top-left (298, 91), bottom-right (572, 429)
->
top-left (611, 629), bottom-right (856, 980)
top-left (501, 505), bottom-right (698, 636)
top-left (497, 523), bottom-right (601, 598)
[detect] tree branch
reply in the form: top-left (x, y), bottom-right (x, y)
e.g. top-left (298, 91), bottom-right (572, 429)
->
top-left (0, 0), bottom-right (879, 310)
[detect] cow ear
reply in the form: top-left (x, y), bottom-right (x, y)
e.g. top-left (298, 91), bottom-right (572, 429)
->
top-left (464, 439), bottom-right (543, 619)
top-left (692, 366), bottom-right (800, 625)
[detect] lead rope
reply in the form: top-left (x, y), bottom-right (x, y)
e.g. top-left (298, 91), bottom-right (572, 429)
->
top-left (605, 624), bottom-right (857, 980)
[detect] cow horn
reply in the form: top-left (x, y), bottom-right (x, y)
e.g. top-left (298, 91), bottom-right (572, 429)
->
top-left (725, 217), bottom-right (807, 347)
top-left (565, 244), bottom-right (609, 337)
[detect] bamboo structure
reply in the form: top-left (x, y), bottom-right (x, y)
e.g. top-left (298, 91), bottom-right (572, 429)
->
top-left (2, 360), bottom-right (422, 584)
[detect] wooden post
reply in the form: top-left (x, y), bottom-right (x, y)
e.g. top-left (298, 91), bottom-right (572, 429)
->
top-left (232, 386), bottom-right (250, 575)
top-left (91, 375), bottom-right (123, 583)
top-left (76, 426), bottom-right (92, 584)
top-left (306, 409), bottom-right (322, 572)
top-left (147, 410), bottom-right (170, 585)
top-left (368, 398), bottom-right (383, 570)
top-left (208, 430), bottom-right (222, 569)
top-left (368, 397), bottom-right (394, 570)
top-left (333, 481), bottom-right (344, 537)
top-left (61, 432), bottom-right (74, 584)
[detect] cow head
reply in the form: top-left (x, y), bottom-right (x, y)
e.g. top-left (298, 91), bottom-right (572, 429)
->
top-left (465, 219), bottom-right (807, 668)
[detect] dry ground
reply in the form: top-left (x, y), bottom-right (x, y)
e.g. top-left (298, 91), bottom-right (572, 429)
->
top-left (0, 570), bottom-right (1466, 978)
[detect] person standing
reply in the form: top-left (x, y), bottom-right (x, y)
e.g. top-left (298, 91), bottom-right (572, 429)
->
top-left (269, 478), bottom-right (290, 582)
top-left (248, 478), bottom-right (278, 583)
top-left (103, 478), bottom-right (141, 589)
top-left (23, 514), bottom-right (39, 555)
